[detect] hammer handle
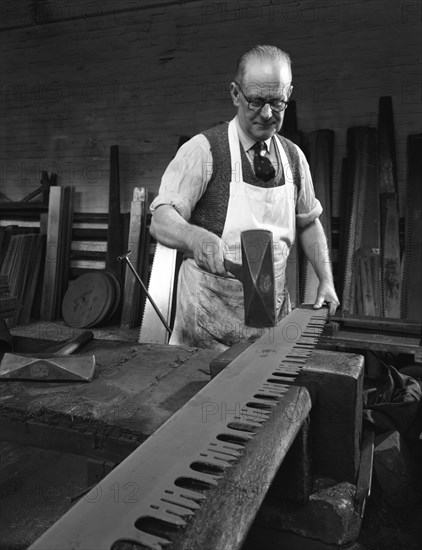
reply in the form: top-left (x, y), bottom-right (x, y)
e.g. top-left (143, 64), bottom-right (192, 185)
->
top-left (56, 331), bottom-right (94, 356)
top-left (224, 259), bottom-right (243, 283)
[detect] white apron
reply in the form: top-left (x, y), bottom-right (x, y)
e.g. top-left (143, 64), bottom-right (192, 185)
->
top-left (170, 119), bottom-right (296, 350)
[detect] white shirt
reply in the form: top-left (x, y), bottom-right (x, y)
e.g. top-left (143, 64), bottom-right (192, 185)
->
top-left (150, 116), bottom-right (322, 228)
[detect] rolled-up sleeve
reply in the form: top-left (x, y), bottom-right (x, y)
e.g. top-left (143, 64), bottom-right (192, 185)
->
top-left (150, 135), bottom-right (212, 220)
top-left (295, 145), bottom-right (323, 227)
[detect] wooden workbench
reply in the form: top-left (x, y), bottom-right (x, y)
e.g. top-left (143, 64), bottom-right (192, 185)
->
top-left (0, 337), bottom-right (220, 463)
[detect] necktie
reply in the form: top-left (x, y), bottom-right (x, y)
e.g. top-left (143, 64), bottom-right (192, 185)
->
top-left (252, 141), bottom-right (275, 182)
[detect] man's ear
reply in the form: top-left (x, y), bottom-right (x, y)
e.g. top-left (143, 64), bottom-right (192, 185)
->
top-left (230, 82), bottom-right (240, 107)
top-left (287, 84), bottom-right (293, 99)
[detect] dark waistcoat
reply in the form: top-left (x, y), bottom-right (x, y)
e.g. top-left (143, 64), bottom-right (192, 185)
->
top-left (189, 122), bottom-right (301, 237)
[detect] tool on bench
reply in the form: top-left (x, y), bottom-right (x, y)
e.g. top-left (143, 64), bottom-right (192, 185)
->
top-left (225, 229), bottom-right (276, 328)
top-left (0, 331), bottom-right (95, 382)
top-left (118, 251), bottom-right (172, 336)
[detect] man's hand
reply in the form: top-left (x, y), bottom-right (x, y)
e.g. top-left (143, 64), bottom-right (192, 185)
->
top-left (298, 219), bottom-right (340, 317)
top-left (191, 232), bottom-right (228, 275)
top-left (150, 206), bottom-right (230, 276)
top-left (313, 280), bottom-right (340, 317)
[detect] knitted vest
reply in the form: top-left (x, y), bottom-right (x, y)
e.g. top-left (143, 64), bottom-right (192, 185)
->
top-left (189, 123), bottom-right (301, 237)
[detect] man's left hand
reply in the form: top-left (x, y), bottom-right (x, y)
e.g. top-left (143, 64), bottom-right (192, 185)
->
top-left (313, 281), bottom-right (340, 317)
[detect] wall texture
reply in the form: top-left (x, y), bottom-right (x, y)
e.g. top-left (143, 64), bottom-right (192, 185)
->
top-left (1, 0), bottom-right (421, 214)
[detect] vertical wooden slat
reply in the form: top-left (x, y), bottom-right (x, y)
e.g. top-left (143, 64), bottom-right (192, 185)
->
top-left (120, 187), bottom-right (148, 328)
top-left (358, 128), bottom-right (381, 315)
top-left (30, 213), bottom-right (47, 320)
top-left (301, 129), bottom-right (334, 304)
top-left (56, 185), bottom-right (74, 318)
top-left (106, 145), bottom-right (122, 278)
top-left (40, 186), bottom-right (62, 320)
top-left (40, 186), bottom-right (74, 321)
top-left (380, 193), bottom-right (401, 318)
top-left (342, 127), bottom-right (370, 313)
top-left (378, 96), bottom-right (398, 194)
top-left (400, 133), bottom-right (422, 322)
top-left (378, 98), bottom-right (401, 318)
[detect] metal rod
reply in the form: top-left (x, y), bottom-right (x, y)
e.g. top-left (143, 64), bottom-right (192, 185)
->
top-left (117, 251), bottom-right (172, 335)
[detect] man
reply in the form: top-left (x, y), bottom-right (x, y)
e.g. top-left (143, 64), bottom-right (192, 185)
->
top-left (150, 45), bottom-right (339, 350)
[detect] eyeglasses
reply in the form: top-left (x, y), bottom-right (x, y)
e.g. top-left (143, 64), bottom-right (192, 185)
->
top-left (235, 82), bottom-right (290, 113)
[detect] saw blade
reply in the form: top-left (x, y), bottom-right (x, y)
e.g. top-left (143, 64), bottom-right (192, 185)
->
top-left (342, 127), bottom-right (371, 313)
top-left (139, 243), bottom-right (178, 344)
top-left (28, 306), bottom-right (328, 550)
top-left (401, 133), bottom-right (422, 321)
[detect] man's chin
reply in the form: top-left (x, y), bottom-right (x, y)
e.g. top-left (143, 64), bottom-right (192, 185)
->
top-left (253, 125), bottom-right (277, 140)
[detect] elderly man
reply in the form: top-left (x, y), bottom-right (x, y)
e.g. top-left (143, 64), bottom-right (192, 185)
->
top-left (150, 44), bottom-right (339, 350)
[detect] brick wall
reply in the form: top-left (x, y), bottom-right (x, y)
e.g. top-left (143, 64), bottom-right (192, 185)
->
top-left (1, 0), bottom-right (420, 215)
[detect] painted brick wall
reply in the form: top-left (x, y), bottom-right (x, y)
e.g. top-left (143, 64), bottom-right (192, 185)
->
top-left (1, 0), bottom-right (421, 215)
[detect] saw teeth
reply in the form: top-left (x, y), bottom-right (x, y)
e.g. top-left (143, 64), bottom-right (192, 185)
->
top-left (138, 244), bottom-right (177, 344)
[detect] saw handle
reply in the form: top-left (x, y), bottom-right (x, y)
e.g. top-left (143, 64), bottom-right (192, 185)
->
top-left (57, 331), bottom-right (94, 356)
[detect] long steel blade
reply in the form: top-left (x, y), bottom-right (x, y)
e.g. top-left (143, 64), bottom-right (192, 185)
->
top-left (29, 306), bottom-right (327, 550)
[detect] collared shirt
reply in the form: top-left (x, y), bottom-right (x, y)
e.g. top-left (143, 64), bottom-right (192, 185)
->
top-left (150, 116), bottom-right (322, 228)
top-left (236, 118), bottom-right (274, 165)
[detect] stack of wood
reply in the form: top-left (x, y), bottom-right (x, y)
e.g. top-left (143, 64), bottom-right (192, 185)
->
top-left (0, 276), bottom-right (18, 322)
top-left (340, 97), bottom-right (422, 322)
top-left (341, 126), bottom-right (381, 316)
top-left (0, 233), bottom-right (44, 325)
top-left (40, 186), bottom-right (74, 321)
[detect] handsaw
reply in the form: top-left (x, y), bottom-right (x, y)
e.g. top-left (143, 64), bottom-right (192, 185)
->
top-left (138, 243), bottom-right (178, 344)
top-left (401, 133), bottom-right (422, 322)
top-left (342, 127), bottom-right (373, 313)
top-left (0, 331), bottom-right (95, 382)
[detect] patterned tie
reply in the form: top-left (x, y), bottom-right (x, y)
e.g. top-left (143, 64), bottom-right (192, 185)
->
top-left (252, 141), bottom-right (275, 182)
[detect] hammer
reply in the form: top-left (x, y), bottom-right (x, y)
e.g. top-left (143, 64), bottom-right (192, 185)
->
top-left (225, 229), bottom-right (276, 328)
top-left (0, 331), bottom-right (96, 382)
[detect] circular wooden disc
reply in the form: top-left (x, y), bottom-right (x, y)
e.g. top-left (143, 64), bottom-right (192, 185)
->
top-left (102, 271), bottom-right (122, 324)
top-left (62, 272), bottom-right (113, 328)
top-left (87, 271), bottom-right (115, 328)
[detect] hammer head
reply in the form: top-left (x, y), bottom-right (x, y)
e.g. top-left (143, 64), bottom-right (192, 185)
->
top-left (241, 230), bottom-right (276, 328)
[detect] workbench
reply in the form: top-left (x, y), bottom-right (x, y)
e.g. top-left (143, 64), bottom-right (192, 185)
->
top-left (2, 313), bottom-right (420, 472)
top-left (0, 336), bottom-right (220, 465)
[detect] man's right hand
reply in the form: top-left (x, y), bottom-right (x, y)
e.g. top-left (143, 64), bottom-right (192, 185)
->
top-left (150, 206), bottom-right (230, 277)
top-left (191, 231), bottom-right (228, 276)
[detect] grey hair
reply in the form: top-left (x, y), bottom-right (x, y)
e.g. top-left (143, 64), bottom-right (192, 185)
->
top-left (234, 45), bottom-right (292, 84)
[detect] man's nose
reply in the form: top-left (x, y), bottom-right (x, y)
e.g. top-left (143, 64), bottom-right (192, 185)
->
top-left (260, 103), bottom-right (273, 119)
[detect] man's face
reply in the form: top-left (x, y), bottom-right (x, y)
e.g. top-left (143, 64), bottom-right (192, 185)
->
top-left (230, 58), bottom-right (293, 142)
